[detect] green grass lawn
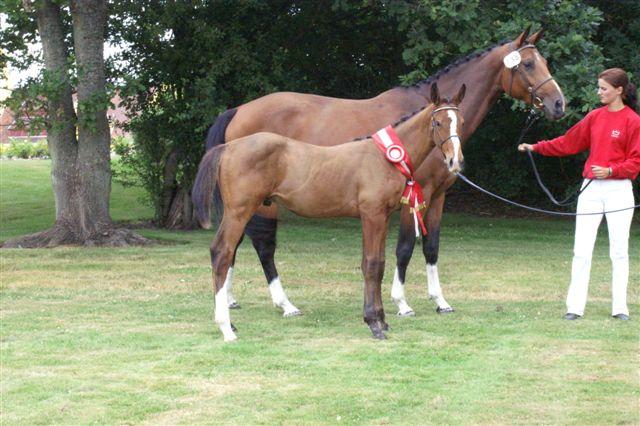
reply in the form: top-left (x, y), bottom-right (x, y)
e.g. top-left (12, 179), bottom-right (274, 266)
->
top-left (1, 159), bottom-right (639, 424)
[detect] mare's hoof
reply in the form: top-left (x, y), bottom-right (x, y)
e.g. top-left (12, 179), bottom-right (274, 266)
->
top-left (436, 306), bottom-right (454, 314)
top-left (381, 321), bottom-right (390, 331)
top-left (231, 323), bottom-right (238, 332)
top-left (371, 330), bottom-right (387, 340)
top-left (397, 309), bottom-right (415, 317)
top-left (229, 302), bottom-right (241, 309)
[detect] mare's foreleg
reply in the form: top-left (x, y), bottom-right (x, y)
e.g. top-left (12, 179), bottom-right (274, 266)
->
top-left (245, 211), bottom-right (301, 317)
top-left (361, 214), bottom-right (390, 339)
top-left (211, 216), bottom-right (251, 341)
top-left (390, 206), bottom-right (417, 316)
top-left (422, 193), bottom-right (453, 313)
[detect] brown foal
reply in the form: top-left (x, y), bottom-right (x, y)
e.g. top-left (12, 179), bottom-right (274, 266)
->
top-left (193, 84), bottom-right (466, 341)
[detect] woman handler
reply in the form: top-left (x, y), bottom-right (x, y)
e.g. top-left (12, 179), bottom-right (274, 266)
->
top-left (519, 68), bottom-right (640, 321)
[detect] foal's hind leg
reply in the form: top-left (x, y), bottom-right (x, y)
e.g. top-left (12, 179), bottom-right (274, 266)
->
top-left (211, 217), bottom-right (251, 342)
top-left (422, 194), bottom-right (454, 313)
top-left (361, 214), bottom-right (390, 339)
top-left (391, 206), bottom-right (417, 316)
top-left (224, 235), bottom-right (243, 309)
top-left (245, 213), bottom-right (301, 317)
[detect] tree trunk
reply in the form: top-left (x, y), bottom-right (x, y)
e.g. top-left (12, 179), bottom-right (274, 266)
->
top-left (3, 0), bottom-right (149, 248)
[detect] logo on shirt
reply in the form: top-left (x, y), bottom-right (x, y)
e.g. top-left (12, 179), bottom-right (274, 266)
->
top-left (611, 130), bottom-right (620, 138)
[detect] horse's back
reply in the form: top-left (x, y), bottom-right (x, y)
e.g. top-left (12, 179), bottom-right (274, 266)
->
top-left (226, 90), bottom-right (421, 145)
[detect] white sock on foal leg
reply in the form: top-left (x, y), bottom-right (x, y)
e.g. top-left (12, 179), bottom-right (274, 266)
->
top-left (427, 264), bottom-right (453, 312)
top-left (391, 267), bottom-right (415, 316)
top-left (268, 277), bottom-right (301, 317)
top-left (215, 284), bottom-right (237, 342)
top-left (223, 267), bottom-right (239, 308)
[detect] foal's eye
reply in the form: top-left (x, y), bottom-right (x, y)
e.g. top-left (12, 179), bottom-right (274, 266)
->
top-left (434, 121), bottom-right (441, 127)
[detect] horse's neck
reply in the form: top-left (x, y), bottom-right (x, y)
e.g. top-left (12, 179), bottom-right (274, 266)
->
top-left (410, 45), bottom-right (508, 142)
top-left (394, 107), bottom-right (436, 168)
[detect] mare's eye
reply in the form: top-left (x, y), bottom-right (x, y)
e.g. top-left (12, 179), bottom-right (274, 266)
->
top-left (524, 61), bottom-right (534, 70)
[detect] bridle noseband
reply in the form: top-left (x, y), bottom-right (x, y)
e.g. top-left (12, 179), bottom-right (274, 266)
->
top-left (431, 106), bottom-right (461, 148)
top-left (506, 44), bottom-right (556, 109)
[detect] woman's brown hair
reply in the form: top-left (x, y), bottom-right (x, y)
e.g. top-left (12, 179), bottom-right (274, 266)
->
top-left (599, 68), bottom-right (638, 112)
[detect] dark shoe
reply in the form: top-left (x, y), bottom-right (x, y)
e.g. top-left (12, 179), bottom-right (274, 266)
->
top-left (612, 313), bottom-right (629, 321)
top-left (564, 313), bottom-right (581, 320)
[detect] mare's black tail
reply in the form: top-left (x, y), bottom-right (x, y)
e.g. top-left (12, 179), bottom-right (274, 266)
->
top-left (205, 108), bottom-right (238, 151)
top-left (192, 145), bottom-right (227, 229)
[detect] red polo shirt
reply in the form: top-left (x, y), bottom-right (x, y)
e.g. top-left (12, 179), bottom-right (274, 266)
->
top-left (533, 105), bottom-right (640, 180)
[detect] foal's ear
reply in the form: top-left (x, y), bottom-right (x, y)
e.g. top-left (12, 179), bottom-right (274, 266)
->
top-left (526, 28), bottom-right (545, 45)
top-left (514, 25), bottom-right (531, 47)
top-left (453, 84), bottom-right (466, 105)
top-left (430, 82), bottom-right (440, 105)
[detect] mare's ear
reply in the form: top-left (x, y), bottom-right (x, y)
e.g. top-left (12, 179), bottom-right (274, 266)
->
top-left (453, 84), bottom-right (466, 105)
top-left (430, 82), bottom-right (440, 105)
top-left (527, 28), bottom-right (545, 45)
top-left (514, 25), bottom-right (531, 47)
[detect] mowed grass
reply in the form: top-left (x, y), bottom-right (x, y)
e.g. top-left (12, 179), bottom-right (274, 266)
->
top-left (1, 159), bottom-right (639, 425)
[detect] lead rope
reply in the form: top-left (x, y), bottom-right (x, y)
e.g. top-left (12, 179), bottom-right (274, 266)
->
top-left (518, 109), bottom-right (593, 206)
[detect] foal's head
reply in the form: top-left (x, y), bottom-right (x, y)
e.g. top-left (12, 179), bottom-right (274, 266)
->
top-left (430, 83), bottom-right (466, 173)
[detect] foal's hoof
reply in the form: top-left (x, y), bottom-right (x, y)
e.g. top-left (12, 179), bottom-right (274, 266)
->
top-left (397, 309), bottom-right (415, 317)
top-left (436, 306), bottom-right (455, 314)
top-left (229, 302), bottom-right (241, 309)
top-left (283, 309), bottom-right (302, 318)
top-left (231, 323), bottom-right (238, 332)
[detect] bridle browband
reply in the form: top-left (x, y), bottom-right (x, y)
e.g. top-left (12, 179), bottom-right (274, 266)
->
top-left (431, 106), bottom-right (461, 148)
top-left (506, 44), bottom-right (556, 109)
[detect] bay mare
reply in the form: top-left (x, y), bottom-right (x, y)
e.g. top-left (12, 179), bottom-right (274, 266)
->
top-left (193, 85), bottom-right (466, 341)
top-left (204, 28), bottom-right (565, 317)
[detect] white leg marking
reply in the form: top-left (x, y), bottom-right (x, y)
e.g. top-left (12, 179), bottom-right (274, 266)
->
top-left (215, 285), bottom-right (237, 342)
top-left (224, 267), bottom-right (239, 308)
top-left (391, 268), bottom-right (415, 316)
top-left (269, 277), bottom-right (301, 317)
top-left (427, 264), bottom-right (453, 311)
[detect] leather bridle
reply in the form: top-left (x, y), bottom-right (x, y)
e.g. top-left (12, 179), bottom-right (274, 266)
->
top-left (431, 106), bottom-right (461, 148)
top-left (506, 44), bottom-right (556, 109)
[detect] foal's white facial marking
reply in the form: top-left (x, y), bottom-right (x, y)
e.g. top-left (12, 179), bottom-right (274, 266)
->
top-left (446, 110), bottom-right (462, 172)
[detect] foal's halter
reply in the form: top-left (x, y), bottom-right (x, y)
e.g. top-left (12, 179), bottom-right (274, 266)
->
top-left (431, 106), bottom-right (461, 148)
top-left (506, 44), bottom-right (556, 109)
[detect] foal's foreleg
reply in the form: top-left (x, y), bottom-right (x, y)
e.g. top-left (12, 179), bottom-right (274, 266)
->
top-left (211, 217), bottom-right (250, 342)
top-left (422, 194), bottom-right (453, 313)
top-left (361, 215), bottom-right (390, 340)
top-left (245, 212), bottom-right (301, 317)
top-left (224, 235), bottom-right (243, 309)
top-left (391, 206), bottom-right (417, 316)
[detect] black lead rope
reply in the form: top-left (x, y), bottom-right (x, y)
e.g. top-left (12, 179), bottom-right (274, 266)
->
top-left (456, 172), bottom-right (640, 216)
top-left (518, 110), bottom-right (593, 206)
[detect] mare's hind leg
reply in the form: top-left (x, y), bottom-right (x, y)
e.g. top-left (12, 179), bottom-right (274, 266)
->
top-left (211, 216), bottom-right (252, 342)
top-left (245, 212), bottom-right (301, 317)
top-left (391, 206), bottom-right (417, 316)
top-left (361, 213), bottom-right (390, 339)
top-left (422, 194), bottom-right (453, 313)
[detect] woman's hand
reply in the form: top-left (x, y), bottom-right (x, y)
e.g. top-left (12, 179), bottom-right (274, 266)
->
top-left (591, 165), bottom-right (612, 179)
top-left (518, 143), bottom-right (534, 152)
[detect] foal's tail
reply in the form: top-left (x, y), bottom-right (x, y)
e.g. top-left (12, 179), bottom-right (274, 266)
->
top-left (192, 145), bottom-right (227, 229)
top-left (205, 108), bottom-right (237, 151)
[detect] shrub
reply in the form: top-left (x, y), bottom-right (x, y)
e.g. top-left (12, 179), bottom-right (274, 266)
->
top-left (32, 140), bottom-right (49, 158)
top-left (7, 141), bottom-right (34, 159)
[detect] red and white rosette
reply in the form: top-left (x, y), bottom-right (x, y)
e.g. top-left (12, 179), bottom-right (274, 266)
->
top-left (372, 125), bottom-right (428, 237)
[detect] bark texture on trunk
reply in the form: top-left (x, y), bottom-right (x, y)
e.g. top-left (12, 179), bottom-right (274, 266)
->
top-left (3, 0), bottom-right (150, 248)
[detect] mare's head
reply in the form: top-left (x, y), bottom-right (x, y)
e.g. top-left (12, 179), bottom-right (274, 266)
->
top-left (500, 28), bottom-right (565, 120)
top-left (430, 83), bottom-right (466, 173)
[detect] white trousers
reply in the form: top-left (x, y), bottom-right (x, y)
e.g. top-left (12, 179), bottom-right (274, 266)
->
top-left (566, 179), bottom-right (635, 316)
